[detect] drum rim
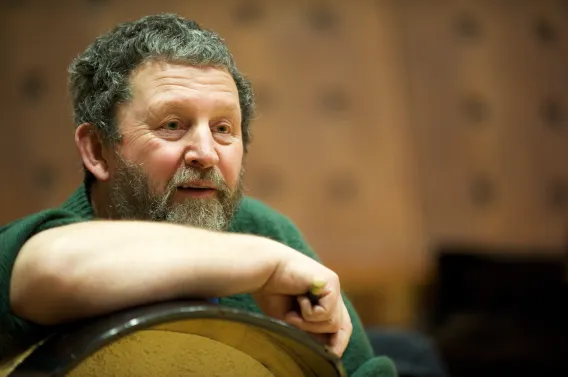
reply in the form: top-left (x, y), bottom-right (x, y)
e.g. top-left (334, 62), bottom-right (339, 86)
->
top-left (12, 300), bottom-right (346, 377)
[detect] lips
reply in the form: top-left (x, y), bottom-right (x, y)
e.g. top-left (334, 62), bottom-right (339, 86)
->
top-left (175, 183), bottom-right (217, 199)
top-left (177, 181), bottom-right (216, 190)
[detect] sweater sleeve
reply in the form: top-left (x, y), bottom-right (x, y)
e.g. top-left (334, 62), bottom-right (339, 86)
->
top-left (0, 209), bottom-right (87, 360)
top-left (230, 198), bottom-right (398, 377)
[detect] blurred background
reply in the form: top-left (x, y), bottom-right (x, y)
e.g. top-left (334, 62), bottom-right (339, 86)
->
top-left (0, 0), bottom-right (567, 376)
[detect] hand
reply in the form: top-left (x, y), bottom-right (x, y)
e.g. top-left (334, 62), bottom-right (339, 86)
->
top-left (252, 249), bottom-right (353, 357)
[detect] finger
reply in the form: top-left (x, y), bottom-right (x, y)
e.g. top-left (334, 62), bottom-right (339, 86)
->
top-left (301, 284), bottom-right (337, 321)
top-left (328, 306), bottom-right (353, 357)
top-left (298, 296), bottom-right (330, 322)
top-left (298, 296), bottom-right (313, 317)
top-left (284, 310), bottom-right (340, 334)
top-left (328, 323), bottom-right (352, 357)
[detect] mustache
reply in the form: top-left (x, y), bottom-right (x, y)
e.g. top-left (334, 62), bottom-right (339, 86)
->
top-left (165, 167), bottom-right (230, 194)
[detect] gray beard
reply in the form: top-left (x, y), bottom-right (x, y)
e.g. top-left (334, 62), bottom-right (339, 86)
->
top-left (107, 157), bottom-right (243, 232)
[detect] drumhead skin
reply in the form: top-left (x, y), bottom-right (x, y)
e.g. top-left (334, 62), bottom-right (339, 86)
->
top-left (6, 300), bottom-right (347, 377)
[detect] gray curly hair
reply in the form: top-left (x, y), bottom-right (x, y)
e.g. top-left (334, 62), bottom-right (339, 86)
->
top-left (68, 14), bottom-right (255, 183)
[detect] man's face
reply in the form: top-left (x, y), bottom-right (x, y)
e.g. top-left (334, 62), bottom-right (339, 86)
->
top-left (105, 60), bottom-right (245, 231)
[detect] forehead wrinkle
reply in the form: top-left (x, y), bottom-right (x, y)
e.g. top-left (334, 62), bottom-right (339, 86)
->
top-left (127, 62), bottom-right (241, 122)
top-left (146, 90), bottom-right (240, 119)
top-left (132, 63), bottom-right (238, 96)
top-left (149, 79), bottom-right (239, 103)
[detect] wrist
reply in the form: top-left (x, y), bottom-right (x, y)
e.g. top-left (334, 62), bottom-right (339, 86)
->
top-left (235, 234), bottom-right (286, 292)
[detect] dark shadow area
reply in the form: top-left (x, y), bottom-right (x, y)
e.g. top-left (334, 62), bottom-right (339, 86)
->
top-left (423, 247), bottom-right (568, 377)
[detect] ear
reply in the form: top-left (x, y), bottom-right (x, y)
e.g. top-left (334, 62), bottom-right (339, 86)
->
top-left (75, 123), bottom-right (112, 182)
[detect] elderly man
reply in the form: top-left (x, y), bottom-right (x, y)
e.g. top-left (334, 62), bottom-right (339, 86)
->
top-left (0, 14), bottom-right (396, 376)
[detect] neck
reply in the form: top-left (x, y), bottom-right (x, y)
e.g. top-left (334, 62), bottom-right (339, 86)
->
top-left (89, 181), bottom-right (112, 219)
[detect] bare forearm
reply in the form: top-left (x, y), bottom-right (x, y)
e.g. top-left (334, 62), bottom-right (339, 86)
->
top-left (10, 221), bottom-right (280, 325)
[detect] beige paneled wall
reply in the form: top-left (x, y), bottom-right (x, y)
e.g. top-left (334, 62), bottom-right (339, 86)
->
top-left (1, 0), bottom-right (566, 326)
top-left (400, 0), bottom-right (568, 252)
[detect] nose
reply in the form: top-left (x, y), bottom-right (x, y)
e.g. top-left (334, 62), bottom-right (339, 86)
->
top-left (183, 123), bottom-right (220, 169)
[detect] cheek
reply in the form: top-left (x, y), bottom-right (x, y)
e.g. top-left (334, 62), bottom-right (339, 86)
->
top-left (124, 138), bottom-right (184, 189)
top-left (146, 149), bottom-right (182, 183)
top-left (217, 144), bottom-right (243, 190)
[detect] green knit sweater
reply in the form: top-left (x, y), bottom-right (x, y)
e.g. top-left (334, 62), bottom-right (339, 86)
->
top-left (0, 186), bottom-right (396, 377)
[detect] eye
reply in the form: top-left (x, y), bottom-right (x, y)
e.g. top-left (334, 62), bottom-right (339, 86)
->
top-left (213, 123), bottom-right (231, 134)
top-left (164, 121), bottom-right (181, 131)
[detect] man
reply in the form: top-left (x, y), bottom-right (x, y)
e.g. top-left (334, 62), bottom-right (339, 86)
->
top-left (0, 14), bottom-right (396, 376)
